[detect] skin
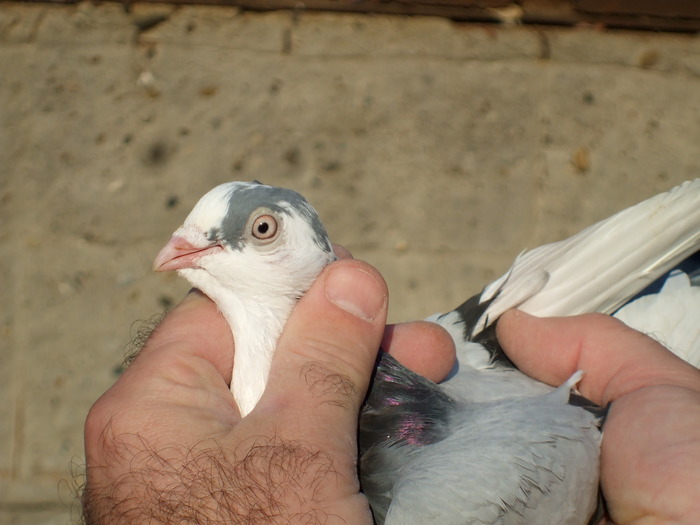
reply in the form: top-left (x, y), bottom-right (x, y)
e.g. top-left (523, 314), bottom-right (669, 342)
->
top-left (83, 259), bottom-right (700, 524)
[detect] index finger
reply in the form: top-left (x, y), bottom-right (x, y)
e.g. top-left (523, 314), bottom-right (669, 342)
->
top-left (134, 290), bottom-right (235, 382)
top-left (496, 310), bottom-right (700, 405)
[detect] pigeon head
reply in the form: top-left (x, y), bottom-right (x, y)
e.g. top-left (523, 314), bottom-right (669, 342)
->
top-left (154, 181), bottom-right (335, 301)
top-left (154, 181), bottom-right (336, 415)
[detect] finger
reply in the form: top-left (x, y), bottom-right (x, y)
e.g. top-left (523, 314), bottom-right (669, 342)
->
top-left (131, 289), bottom-right (235, 381)
top-left (259, 260), bottom-right (387, 453)
top-left (497, 310), bottom-right (700, 405)
top-left (333, 243), bottom-right (354, 260)
top-left (382, 322), bottom-right (456, 383)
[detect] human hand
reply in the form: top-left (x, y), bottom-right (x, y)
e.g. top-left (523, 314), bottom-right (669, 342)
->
top-left (497, 311), bottom-right (700, 525)
top-left (83, 259), bottom-right (454, 524)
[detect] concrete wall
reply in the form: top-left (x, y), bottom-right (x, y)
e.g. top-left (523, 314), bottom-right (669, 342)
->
top-left (2, 3), bottom-right (700, 522)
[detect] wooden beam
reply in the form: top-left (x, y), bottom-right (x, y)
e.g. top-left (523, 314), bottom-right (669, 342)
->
top-left (20, 0), bottom-right (700, 31)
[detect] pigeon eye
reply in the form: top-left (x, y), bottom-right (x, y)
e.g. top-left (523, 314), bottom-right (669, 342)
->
top-left (252, 214), bottom-right (278, 241)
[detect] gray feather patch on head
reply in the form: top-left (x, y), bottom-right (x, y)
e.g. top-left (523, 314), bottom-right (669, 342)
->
top-left (208, 183), bottom-right (333, 253)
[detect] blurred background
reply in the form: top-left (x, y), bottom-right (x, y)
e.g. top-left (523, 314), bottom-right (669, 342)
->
top-left (2, 1), bottom-right (700, 522)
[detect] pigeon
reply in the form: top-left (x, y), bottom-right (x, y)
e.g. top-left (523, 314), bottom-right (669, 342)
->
top-left (154, 179), bottom-right (700, 524)
top-left (154, 184), bottom-right (336, 416)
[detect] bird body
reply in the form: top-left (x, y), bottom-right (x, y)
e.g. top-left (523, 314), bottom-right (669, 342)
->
top-left (155, 178), bottom-right (700, 524)
top-left (359, 357), bottom-right (601, 524)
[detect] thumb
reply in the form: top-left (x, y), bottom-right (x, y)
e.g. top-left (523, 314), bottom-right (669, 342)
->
top-left (496, 309), bottom-right (699, 405)
top-left (257, 260), bottom-right (388, 453)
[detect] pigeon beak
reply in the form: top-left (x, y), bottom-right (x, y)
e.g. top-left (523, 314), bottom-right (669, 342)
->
top-left (153, 235), bottom-right (223, 272)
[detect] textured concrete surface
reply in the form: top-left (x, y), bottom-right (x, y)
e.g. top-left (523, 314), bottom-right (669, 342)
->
top-left (1, 3), bottom-right (700, 522)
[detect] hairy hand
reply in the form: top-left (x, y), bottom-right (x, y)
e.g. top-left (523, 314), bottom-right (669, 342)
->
top-left (83, 260), bottom-right (454, 524)
top-left (497, 311), bottom-right (700, 525)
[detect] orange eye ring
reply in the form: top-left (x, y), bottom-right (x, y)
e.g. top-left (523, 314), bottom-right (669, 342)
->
top-left (252, 214), bottom-right (278, 240)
